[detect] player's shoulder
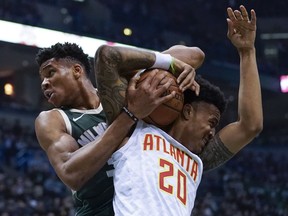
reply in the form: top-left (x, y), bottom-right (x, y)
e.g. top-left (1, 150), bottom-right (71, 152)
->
top-left (36, 108), bottom-right (59, 119)
top-left (35, 109), bottom-right (63, 127)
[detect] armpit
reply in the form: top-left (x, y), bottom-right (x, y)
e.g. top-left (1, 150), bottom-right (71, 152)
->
top-left (199, 134), bottom-right (234, 172)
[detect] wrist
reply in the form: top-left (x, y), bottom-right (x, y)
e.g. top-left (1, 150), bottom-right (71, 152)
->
top-left (150, 52), bottom-right (172, 70)
top-left (122, 106), bottom-right (138, 123)
top-left (238, 47), bottom-right (256, 55)
top-left (238, 47), bottom-right (256, 59)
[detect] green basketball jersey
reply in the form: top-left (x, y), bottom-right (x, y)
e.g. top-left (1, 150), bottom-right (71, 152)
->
top-left (56, 105), bottom-right (114, 216)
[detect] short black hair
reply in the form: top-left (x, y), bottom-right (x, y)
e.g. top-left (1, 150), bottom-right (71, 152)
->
top-left (184, 75), bottom-right (227, 114)
top-left (35, 42), bottom-right (91, 75)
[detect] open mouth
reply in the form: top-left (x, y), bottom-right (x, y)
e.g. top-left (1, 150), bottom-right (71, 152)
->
top-left (44, 90), bottom-right (53, 99)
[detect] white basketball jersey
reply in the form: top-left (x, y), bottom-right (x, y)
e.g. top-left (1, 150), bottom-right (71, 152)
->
top-left (110, 121), bottom-right (203, 216)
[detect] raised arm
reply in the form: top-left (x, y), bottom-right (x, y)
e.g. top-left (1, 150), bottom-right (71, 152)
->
top-left (200, 5), bottom-right (263, 171)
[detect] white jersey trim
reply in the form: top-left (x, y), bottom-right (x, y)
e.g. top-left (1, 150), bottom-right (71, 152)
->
top-left (52, 103), bottom-right (103, 136)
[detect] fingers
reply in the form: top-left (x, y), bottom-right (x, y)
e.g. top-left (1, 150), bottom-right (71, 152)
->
top-left (250, 9), bottom-right (257, 25)
top-left (234, 10), bottom-right (243, 21)
top-left (154, 76), bottom-right (173, 97)
top-left (226, 18), bottom-right (234, 38)
top-left (176, 65), bottom-right (196, 90)
top-left (150, 70), bottom-right (168, 90)
top-left (191, 81), bottom-right (200, 96)
top-left (157, 90), bottom-right (175, 105)
top-left (228, 5), bottom-right (255, 23)
top-left (227, 7), bottom-right (237, 22)
top-left (136, 69), bottom-right (173, 99)
top-left (129, 73), bottom-right (141, 91)
top-left (240, 5), bottom-right (249, 21)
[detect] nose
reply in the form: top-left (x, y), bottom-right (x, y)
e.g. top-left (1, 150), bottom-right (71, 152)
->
top-left (41, 78), bottom-right (49, 91)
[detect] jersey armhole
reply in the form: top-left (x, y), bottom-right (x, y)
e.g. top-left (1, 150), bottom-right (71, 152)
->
top-left (53, 108), bottom-right (72, 135)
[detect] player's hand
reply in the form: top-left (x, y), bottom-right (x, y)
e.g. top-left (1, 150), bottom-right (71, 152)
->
top-left (227, 5), bottom-right (256, 51)
top-left (170, 58), bottom-right (200, 95)
top-left (126, 69), bottom-right (175, 119)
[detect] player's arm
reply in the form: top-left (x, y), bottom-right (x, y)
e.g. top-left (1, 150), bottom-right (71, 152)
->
top-left (162, 45), bottom-right (205, 70)
top-left (35, 108), bottom-right (137, 191)
top-left (162, 45), bottom-right (205, 92)
top-left (94, 45), bottom-right (196, 124)
top-left (200, 5), bottom-right (263, 171)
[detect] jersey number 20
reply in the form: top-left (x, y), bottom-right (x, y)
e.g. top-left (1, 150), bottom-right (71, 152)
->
top-left (159, 158), bottom-right (187, 205)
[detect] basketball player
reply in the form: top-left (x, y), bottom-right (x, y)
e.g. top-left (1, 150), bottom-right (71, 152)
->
top-left (94, 5), bottom-right (262, 215)
top-left (34, 42), bottom-right (200, 215)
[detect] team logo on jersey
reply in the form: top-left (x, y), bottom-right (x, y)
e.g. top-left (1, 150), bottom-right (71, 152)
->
top-left (72, 113), bottom-right (86, 122)
top-left (77, 122), bottom-right (107, 146)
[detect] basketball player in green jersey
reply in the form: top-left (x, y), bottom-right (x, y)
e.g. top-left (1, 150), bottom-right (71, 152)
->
top-left (34, 42), bottom-right (199, 215)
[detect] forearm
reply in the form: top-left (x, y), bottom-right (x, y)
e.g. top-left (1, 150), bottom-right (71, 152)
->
top-left (219, 48), bottom-right (263, 154)
top-left (94, 45), bottom-right (172, 123)
top-left (95, 45), bottom-right (157, 78)
top-left (61, 112), bottom-right (136, 190)
top-left (162, 45), bottom-right (205, 69)
top-left (238, 48), bottom-right (263, 133)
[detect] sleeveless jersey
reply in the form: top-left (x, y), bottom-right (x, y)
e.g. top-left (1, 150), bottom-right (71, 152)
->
top-left (55, 104), bottom-right (115, 216)
top-left (110, 121), bottom-right (203, 216)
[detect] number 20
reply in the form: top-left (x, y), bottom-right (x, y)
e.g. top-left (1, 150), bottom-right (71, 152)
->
top-left (159, 159), bottom-right (187, 205)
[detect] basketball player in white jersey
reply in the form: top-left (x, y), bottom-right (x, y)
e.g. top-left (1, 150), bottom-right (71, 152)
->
top-left (94, 5), bottom-right (262, 215)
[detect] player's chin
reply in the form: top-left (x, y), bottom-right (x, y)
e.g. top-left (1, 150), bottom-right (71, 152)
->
top-left (196, 142), bottom-right (207, 154)
top-left (193, 145), bottom-right (204, 155)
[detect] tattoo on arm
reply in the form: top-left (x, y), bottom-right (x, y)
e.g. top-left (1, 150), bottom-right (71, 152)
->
top-left (97, 78), bottom-right (128, 124)
top-left (199, 134), bottom-right (234, 172)
top-left (95, 45), bottom-right (156, 124)
top-left (95, 47), bottom-right (128, 124)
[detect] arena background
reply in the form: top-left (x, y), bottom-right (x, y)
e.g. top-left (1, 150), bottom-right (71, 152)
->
top-left (0, 0), bottom-right (287, 215)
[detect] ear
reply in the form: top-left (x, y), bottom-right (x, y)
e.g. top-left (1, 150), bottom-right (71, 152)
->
top-left (182, 103), bottom-right (194, 120)
top-left (73, 64), bottom-right (83, 79)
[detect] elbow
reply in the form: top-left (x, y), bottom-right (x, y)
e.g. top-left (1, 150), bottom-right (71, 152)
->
top-left (95, 45), bottom-right (117, 70)
top-left (249, 123), bottom-right (263, 137)
top-left (94, 44), bottom-right (112, 66)
top-left (95, 44), bottom-right (109, 59)
top-left (60, 166), bottom-right (86, 191)
top-left (63, 177), bottom-right (85, 192)
top-left (192, 47), bottom-right (205, 69)
top-left (66, 181), bottom-right (82, 191)
top-left (244, 118), bottom-right (263, 138)
top-left (251, 114), bottom-right (264, 135)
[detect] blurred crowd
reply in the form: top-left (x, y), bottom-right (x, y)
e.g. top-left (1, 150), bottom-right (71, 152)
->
top-left (0, 117), bottom-right (287, 216)
top-left (0, 0), bottom-right (288, 75)
top-left (0, 118), bottom-right (74, 216)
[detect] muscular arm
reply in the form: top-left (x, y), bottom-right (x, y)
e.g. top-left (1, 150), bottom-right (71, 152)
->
top-left (200, 6), bottom-right (263, 171)
top-left (94, 45), bottom-right (204, 124)
top-left (162, 45), bottom-right (205, 69)
top-left (35, 109), bottom-right (136, 191)
top-left (94, 45), bottom-right (155, 124)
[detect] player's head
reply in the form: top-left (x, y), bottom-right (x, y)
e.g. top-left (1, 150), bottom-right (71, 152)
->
top-left (35, 42), bottom-right (91, 75)
top-left (179, 75), bottom-right (227, 153)
top-left (184, 75), bottom-right (227, 114)
top-left (35, 42), bottom-right (92, 108)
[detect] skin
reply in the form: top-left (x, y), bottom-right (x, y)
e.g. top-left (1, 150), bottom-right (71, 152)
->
top-left (95, 45), bottom-right (220, 153)
top-left (35, 54), bottom-right (176, 191)
top-left (95, 5), bottom-right (263, 171)
top-left (95, 45), bottom-right (204, 125)
top-left (169, 102), bottom-right (221, 154)
top-left (199, 5), bottom-right (263, 170)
